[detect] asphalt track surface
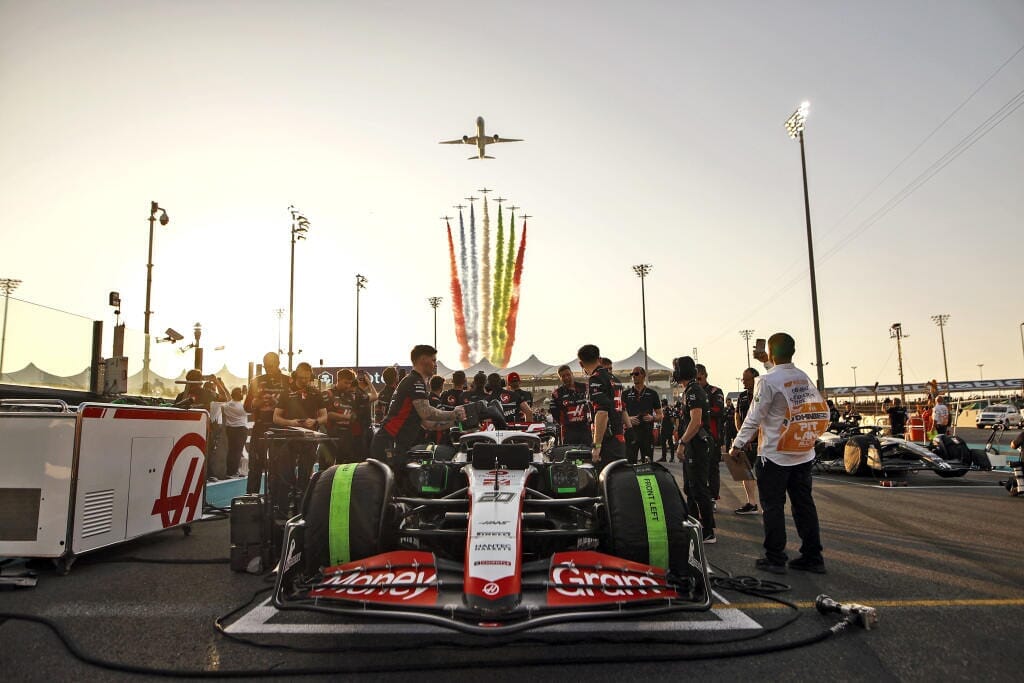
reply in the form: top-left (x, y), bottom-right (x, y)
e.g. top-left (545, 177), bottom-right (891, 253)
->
top-left (2, 428), bottom-right (1022, 681)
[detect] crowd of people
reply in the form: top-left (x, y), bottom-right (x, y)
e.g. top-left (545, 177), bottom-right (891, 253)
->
top-left (181, 331), bottom-right (834, 576)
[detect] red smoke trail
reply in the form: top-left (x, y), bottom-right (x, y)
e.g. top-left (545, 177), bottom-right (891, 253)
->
top-left (502, 221), bottom-right (527, 367)
top-left (447, 224), bottom-right (471, 367)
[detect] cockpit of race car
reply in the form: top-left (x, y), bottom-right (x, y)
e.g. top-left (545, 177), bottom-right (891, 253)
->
top-left (272, 401), bottom-right (712, 634)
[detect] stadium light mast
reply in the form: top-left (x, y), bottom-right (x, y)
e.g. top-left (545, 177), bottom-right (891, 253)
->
top-left (0, 278), bottom-right (22, 376)
top-left (739, 329), bottom-right (754, 369)
top-left (355, 274), bottom-right (368, 366)
top-left (632, 264), bottom-right (652, 374)
top-left (428, 296), bottom-right (443, 350)
top-left (931, 314), bottom-right (951, 393)
top-left (851, 365), bottom-right (858, 407)
top-left (288, 206), bottom-right (310, 373)
top-left (890, 323), bottom-right (907, 403)
top-left (785, 101), bottom-right (825, 393)
top-left (143, 202), bottom-right (169, 394)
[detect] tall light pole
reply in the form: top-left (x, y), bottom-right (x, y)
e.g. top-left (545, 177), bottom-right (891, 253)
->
top-left (785, 101), bottom-right (825, 393)
top-left (890, 323), bottom-right (907, 403)
top-left (428, 297), bottom-right (443, 350)
top-left (192, 322), bottom-right (203, 371)
top-left (739, 329), bottom-right (754, 369)
top-left (1018, 322), bottom-right (1023, 364)
top-left (0, 278), bottom-right (22, 376)
top-left (977, 363), bottom-right (985, 397)
top-left (288, 206), bottom-right (309, 373)
top-left (931, 314), bottom-right (951, 393)
top-left (355, 274), bottom-right (368, 366)
top-left (851, 365), bottom-right (858, 407)
top-left (273, 308), bottom-right (286, 354)
top-left (143, 201), bottom-right (169, 394)
top-left (632, 264), bottom-right (652, 374)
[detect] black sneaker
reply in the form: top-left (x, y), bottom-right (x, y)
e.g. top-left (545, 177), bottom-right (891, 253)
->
top-left (788, 556), bottom-right (827, 574)
top-left (702, 533), bottom-right (717, 545)
top-left (755, 558), bottom-right (787, 575)
top-left (734, 503), bottom-right (759, 515)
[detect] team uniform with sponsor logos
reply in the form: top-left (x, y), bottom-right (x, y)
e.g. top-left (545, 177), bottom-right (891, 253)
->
top-left (371, 371), bottom-right (430, 464)
top-left (733, 362), bottom-right (829, 567)
top-left (703, 383), bottom-right (725, 499)
top-left (588, 366), bottom-right (626, 464)
top-left (272, 383), bottom-right (327, 514)
top-left (678, 380), bottom-right (715, 535)
top-left (325, 386), bottom-right (372, 463)
top-left (623, 385), bottom-right (660, 464)
top-left (736, 388), bottom-right (758, 468)
top-left (244, 371), bottom-right (289, 495)
top-left (550, 381), bottom-right (592, 445)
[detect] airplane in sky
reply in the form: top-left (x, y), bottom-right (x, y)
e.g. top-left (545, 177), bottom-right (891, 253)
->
top-left (440, 116), bottom-right (522, 159)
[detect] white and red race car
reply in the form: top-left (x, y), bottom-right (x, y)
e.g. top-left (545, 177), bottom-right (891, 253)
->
top-left (273, 416), bottom-right (712, 634)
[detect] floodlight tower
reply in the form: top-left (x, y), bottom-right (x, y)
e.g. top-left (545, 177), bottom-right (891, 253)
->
top-left (428, 296), bottom-right (443, 349)
top-left (785, 101), bottom-right (825, 393)
top-left (288, 206), bottom-right (310, 372)
top-left (930, 314), bottom-right (951, 393)
top-left (739, 329), bottom-right (754, 369)
top-left (890, 323), bottom-right (907, 403)
top-left (632, 264), bottom-right (652, 374)
top-left (143, 202), bottom-right (169, 394)
top-left (355, 274), bottom-right (368, 366)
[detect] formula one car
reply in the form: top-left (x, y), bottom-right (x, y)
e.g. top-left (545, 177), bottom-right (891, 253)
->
top-left (813, 425), bottom-right (988, 478)
top-left (272, 402), bottom-right (712, 634)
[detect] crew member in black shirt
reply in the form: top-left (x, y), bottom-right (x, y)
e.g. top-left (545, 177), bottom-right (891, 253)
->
top-left (463, 371), bottom-right (489, 404)
top-left (506, 372), bottom-right (535, 423)
top-left (658, 399), bottom-right (677, 462)
top-left (578, 344), bottom-right (626, 465)
top-left (272, 362), bottom-right (327, 517)
top-left (243, 352), bottom-right (290, 495)
top-left (375, 366), bottom-right (399, 423)
top-left (674, 356), bottom-right (716, 543)
top-left (550, 364), bottom-right (592, 446)
top-left (623, 366), bottom-right (663, 464)
top-left (325, 368), bottom-right (377, 464)
top-left (371, 345), bottom-right (466, 467)
top-left (887, 398), bottom-right (908, 437)
top-left (439, 370), bottom-right (468, 408)
top-left (174, 369), bottom-right (229, 411)
top-left (696, 364), bottom-right (725, 504)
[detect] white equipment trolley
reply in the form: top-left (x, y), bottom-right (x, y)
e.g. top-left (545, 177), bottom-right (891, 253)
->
top-left (0, 399), bottom-right (209, 573)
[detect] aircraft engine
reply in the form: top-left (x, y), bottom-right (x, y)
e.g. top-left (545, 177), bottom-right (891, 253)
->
top-left (462, 135), bottom-right (469, 143)
top-left (493, 134), bottom-right (500, 142)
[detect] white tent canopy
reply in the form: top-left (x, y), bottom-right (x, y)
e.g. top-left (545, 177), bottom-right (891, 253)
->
top-left (614, 348), bottom-right (672, 373)
top-left (504, 354), bottom-right (558, 377)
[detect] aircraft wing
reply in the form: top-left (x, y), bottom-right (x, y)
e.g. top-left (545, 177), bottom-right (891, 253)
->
top-left (489, 137), bottom-right (522, 144)
top-left (439, 137), bottom-right (477, 144)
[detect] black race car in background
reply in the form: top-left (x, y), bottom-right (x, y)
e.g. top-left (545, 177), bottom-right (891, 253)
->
top-left (814, 425), bottom-right (991, 479)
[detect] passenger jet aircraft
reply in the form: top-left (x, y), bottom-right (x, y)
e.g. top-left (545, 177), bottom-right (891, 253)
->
top-left (440, 116), bottom-right (522, 159)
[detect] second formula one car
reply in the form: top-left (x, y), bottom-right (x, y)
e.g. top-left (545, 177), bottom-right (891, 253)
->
top-left (814, 425), bottom-right (989, 478)
top-left (272, 403), bottom-right (712, 634)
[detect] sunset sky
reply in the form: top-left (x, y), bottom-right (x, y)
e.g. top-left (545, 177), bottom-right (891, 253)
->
top-left (2, 1), bottom-right (1023, 388)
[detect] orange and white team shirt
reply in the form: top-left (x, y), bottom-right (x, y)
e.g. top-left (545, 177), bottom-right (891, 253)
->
top-left (733, 362), bottom-right (830, 466)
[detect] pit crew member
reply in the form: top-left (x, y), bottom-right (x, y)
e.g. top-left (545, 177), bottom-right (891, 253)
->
top-left (550, 364), bottom-right (592, 446)
top-left (578, 344), bottom-right (626, 465)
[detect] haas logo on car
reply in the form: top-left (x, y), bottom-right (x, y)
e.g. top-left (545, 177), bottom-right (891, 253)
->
top-left (546, 551), bottom-right (680, 606)
top-left (483, 582), bottom-right (500, 596)
top-left (309, 551), bottom-right (439, 606)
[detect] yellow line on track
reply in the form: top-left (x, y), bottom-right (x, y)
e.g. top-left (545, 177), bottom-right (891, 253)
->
top-left (720, 598), bottom-right (1024, 610)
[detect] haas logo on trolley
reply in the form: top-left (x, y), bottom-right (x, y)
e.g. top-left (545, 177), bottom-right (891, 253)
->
top-left (151, 433), bottom-right (206, 528)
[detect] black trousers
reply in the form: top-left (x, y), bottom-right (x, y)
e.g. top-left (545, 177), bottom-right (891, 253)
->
top-left (659, 427), bottom-right (675, 460)
top-left (562, 425), bottom-right (592, 447)
top-left (755, 458), bottom-right (823, 565)
top-left (682, 439), bottom-right (715, 533)
top-left (935, 423), bottom-right (948, 435)
top-left (267, 441), bottom-right (315, 520)
top-left (246, 425), bottom-right (272, 494)
top-left (708, 441), bottom-right (722, 498)
top-left (226, 426), bottom-right (248, 476)
top-left (626, 425), bottom-right (655, 464)
top-left (598, 437), bottom-right (627, 467)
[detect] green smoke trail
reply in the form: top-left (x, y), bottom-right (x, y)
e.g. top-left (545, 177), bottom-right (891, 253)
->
top-left (491, 203), bottom-right (505, 358)
top-left (496, 209), bottom-right (516, 362)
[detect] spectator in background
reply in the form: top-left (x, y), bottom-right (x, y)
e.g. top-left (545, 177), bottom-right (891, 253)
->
top-left (223, 387), bottom-right (249, 478)
top-left (733, 367), bottom-right (760, 516)
top-left (933, 395), bottom-right (950, 435)
top-left (887, 398), bottom-right (908, 437)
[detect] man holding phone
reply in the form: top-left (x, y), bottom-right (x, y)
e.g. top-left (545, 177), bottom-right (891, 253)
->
top-left (730, 333), bottom-right (829, 575)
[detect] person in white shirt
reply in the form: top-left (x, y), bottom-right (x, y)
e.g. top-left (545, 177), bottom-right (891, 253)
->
top-left (222, 387), bottom-right (250, 477)
top-left (729, 332), bottom-right (830, 575)
top-left (932, 395), bottom-right (950, 435)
